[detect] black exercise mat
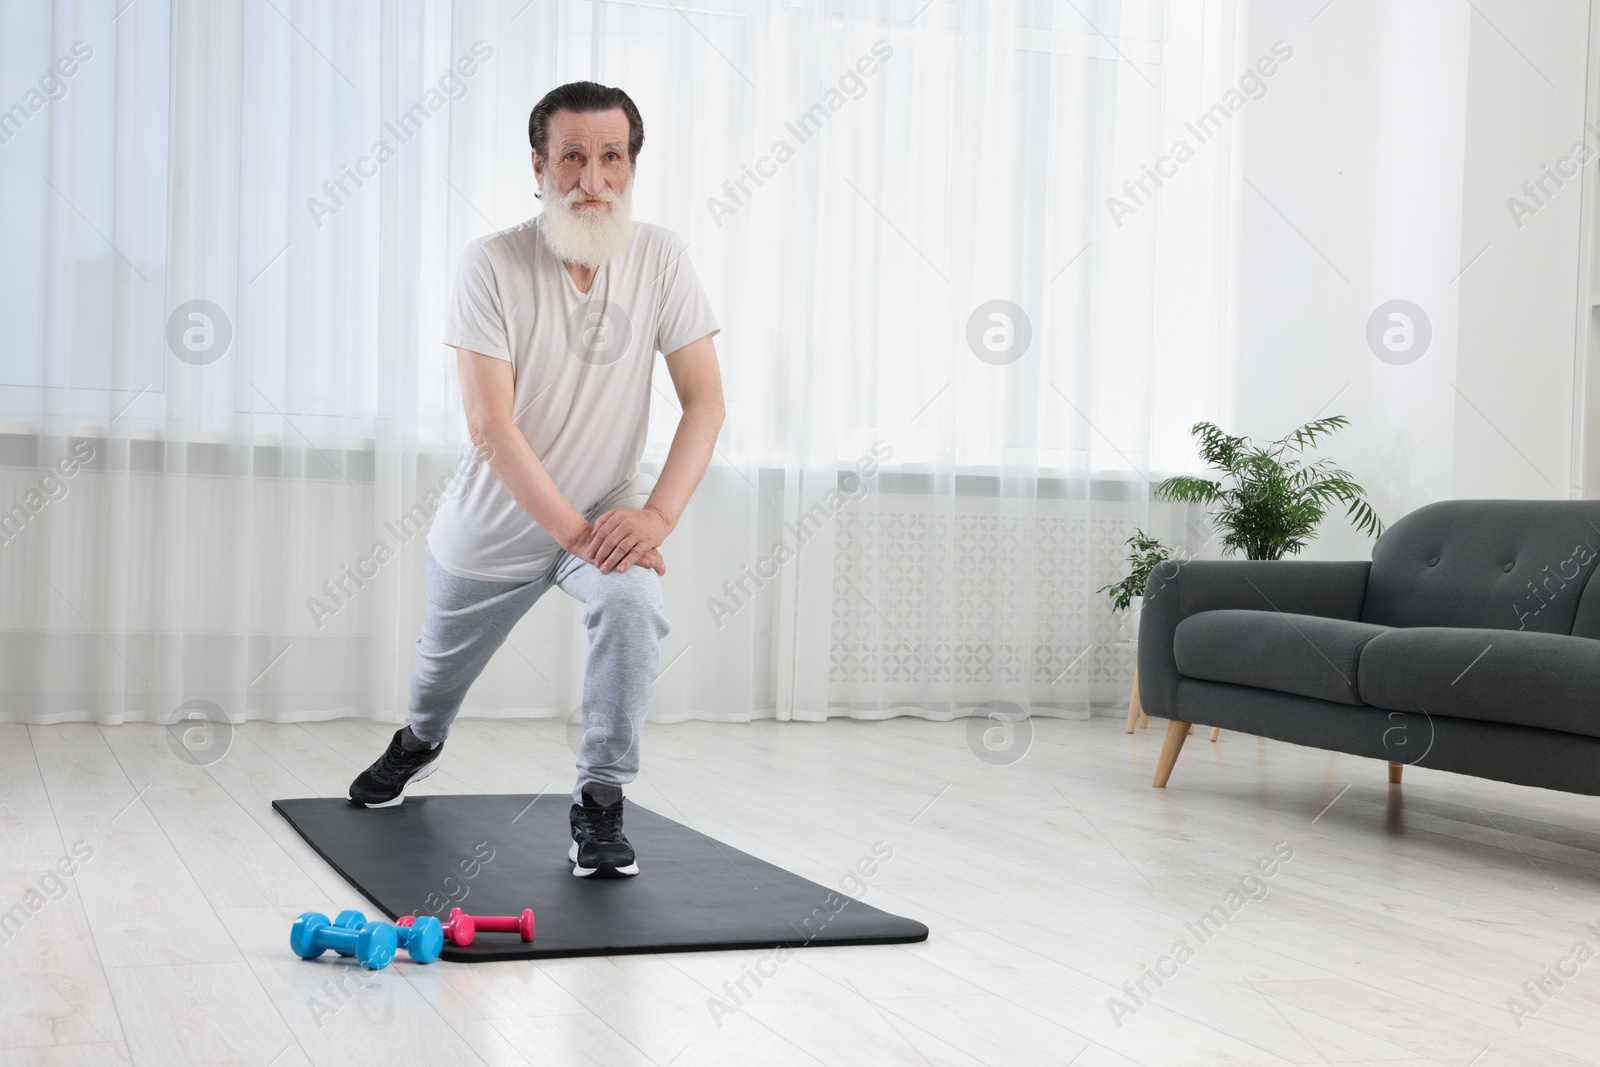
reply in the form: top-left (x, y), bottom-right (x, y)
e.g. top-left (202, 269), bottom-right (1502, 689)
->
top-left (272, 793), bottom-right (929, 961)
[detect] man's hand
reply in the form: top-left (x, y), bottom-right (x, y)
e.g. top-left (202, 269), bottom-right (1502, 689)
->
top-left (581, 505), bottom-right (673, 575)
top-left (637, 546), bottom-right (668, 575)
top-left (562, 527), bottom-right (667, 575)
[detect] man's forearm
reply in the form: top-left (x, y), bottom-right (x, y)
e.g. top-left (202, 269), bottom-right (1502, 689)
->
top-left (471, 418), bottom-right (587, 545)
top-left (645, 398), bottom-right (725, 530)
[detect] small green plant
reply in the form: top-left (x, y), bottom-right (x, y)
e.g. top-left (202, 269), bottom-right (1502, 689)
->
top-left (1101, 416), bottom-right (1384, 609)
top-left (1099, 529), bottom-right (1171, 613)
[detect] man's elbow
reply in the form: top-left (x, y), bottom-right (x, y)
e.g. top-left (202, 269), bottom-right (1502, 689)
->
top-left (466, 412), bottom-right (511, 458)
top-left (690, 397), bottom-right (726, 434)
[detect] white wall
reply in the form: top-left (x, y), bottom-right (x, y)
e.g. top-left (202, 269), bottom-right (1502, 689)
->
top-left (1230, 0), bottom-right (1592, 563)
top-left (1453, 0), bottom-right (1592, 500)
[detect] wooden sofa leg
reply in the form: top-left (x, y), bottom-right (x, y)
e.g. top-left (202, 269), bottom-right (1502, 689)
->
top-left (1209, 727), bottom-right (1220, 742)
top-left (1154, 720), bottom-right (1191, 787)
top-left (1125, 668), bottom-right (1143, 734)
top-left (1388, 761), bottom-right (1403, 784)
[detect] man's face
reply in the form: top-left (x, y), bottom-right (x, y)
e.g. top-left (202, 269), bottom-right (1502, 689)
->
top-left (535, 107), bottom-right (632, 214)
top-left (533, 106), bottom-right (638, 268)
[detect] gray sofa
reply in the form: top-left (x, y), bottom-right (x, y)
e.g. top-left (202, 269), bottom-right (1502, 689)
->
top-left (1137, 499), bottom-right (1600, 793)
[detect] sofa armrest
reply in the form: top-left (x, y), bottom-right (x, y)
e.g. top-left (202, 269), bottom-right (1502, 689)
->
top-left (1136, 559), bottom-right (1372, 717)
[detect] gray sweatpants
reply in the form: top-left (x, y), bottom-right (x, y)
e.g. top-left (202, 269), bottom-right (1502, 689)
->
top-left (408, 539), bottom-right (670, 804)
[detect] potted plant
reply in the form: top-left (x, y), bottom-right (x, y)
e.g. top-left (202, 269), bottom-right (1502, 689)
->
top-left (1102, 415), bottom-right (1384, 734)
top-left (1102, 529), bottom-right (1173, 615)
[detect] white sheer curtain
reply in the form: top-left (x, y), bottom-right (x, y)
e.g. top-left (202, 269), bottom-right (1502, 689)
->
top-left (0, 0), bottom-right (1236, 731)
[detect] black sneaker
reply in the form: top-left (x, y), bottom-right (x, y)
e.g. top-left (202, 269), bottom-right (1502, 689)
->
top-left (348, 726), bottom-right (443, 808)
top-left (568, 783), bottom-right (638, 877)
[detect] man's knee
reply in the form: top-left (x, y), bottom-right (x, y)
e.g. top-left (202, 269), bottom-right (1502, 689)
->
top-left (587, 567), bottom-right (670, 637)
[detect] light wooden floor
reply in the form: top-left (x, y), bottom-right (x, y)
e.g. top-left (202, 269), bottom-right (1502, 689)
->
top-left (4, 712), bottom-right (1600, 1067)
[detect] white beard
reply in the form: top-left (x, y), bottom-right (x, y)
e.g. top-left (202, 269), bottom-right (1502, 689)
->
top-left (537, 171), bottom-right (636, 268)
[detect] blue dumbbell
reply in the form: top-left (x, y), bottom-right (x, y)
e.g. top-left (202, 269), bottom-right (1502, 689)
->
top-left (289, 911), bottom-right (397, 970)
top-left (333, 909), bottom-right (445, 965)
top-left (394, 914), bottom-right (444, 963)
top-left (330, 909), bottom-right (370, 957)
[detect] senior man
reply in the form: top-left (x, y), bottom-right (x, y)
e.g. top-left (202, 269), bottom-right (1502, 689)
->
top-left (348, 81), bottom-right (725, 880)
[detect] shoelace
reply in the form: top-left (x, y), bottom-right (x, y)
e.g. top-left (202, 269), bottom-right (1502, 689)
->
top-left (583, 805), bottom-right (624, 843)
top-left (372, 737), bottom-right (431, 784)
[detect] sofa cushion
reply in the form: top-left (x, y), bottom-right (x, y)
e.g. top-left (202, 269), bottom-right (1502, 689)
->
top-left (1361, 499), bottom-right (1600, 635)
top-left (1357, 627), bottom-right (1600, 739)
top-left (1173, 609), bottom-right (1392, 706)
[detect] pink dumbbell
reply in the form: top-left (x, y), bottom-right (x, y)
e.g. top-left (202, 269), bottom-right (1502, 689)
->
top-left (455, 907), bottom-right (535, 942)
top-left (400, 908), bottom-right (475, 947)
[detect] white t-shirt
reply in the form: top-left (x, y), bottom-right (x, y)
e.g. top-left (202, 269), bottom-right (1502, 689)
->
top-left (427, 215), bottom-right (720, 582)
